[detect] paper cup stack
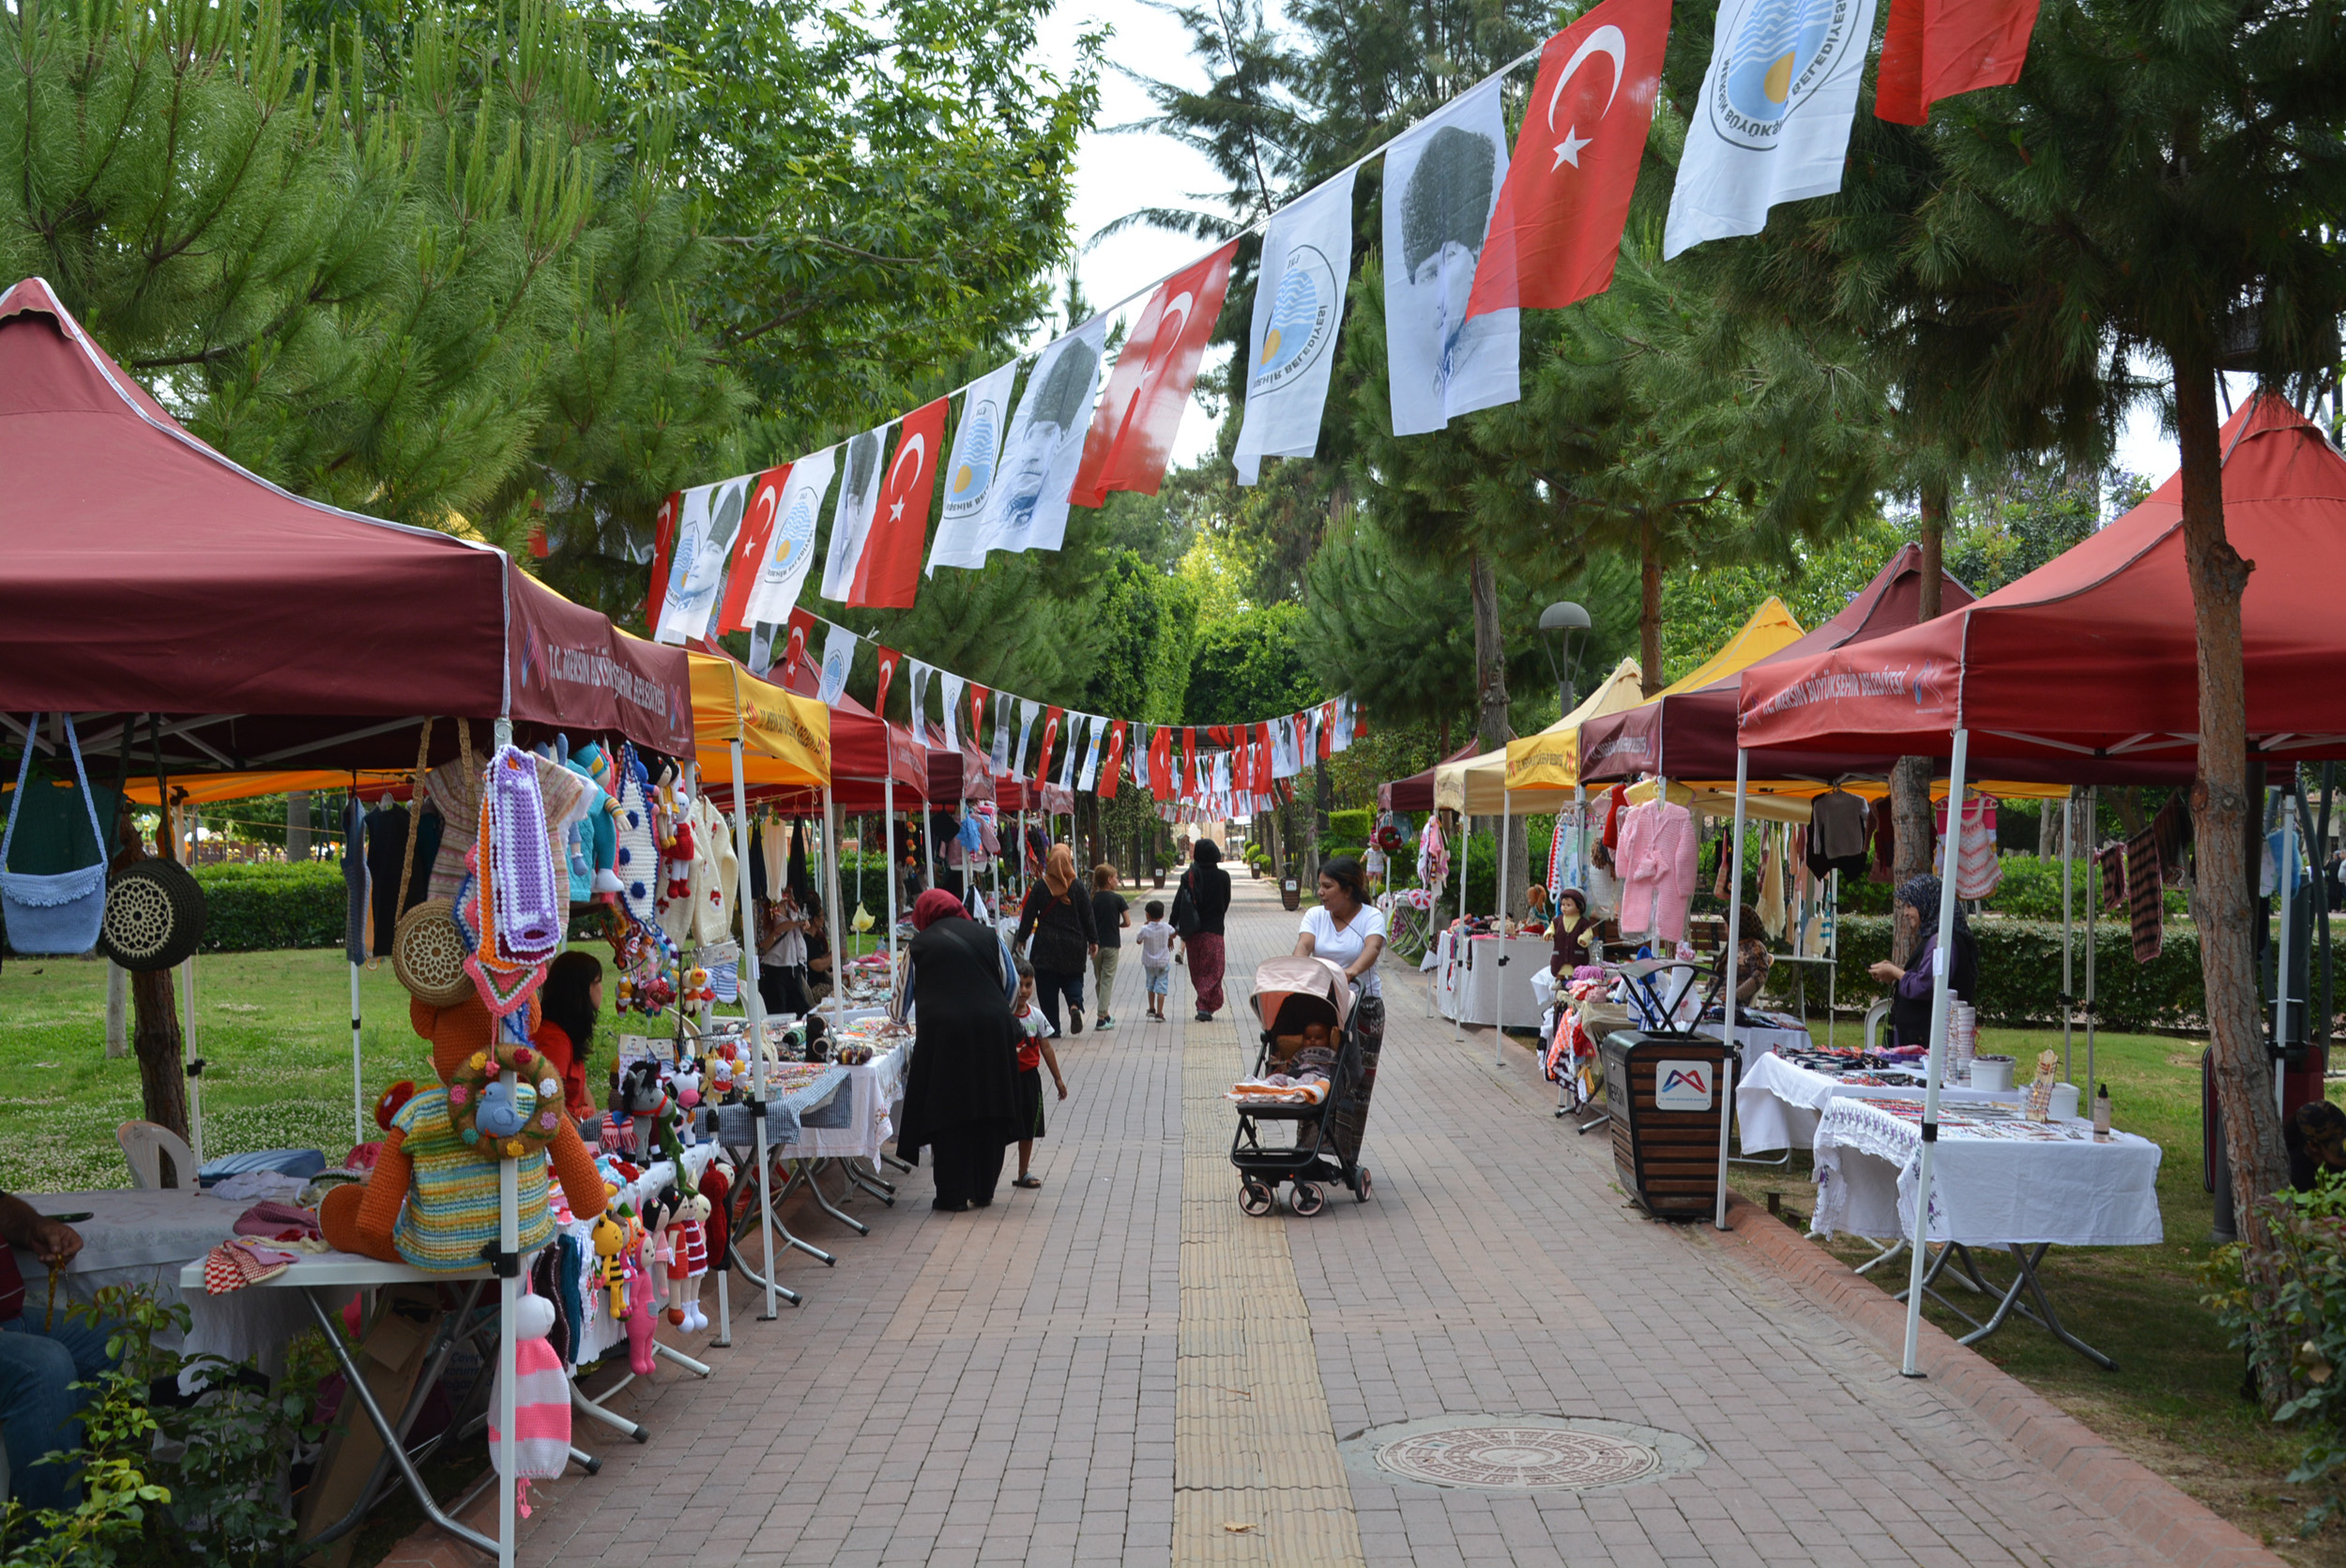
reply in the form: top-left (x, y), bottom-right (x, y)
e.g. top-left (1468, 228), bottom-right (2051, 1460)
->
top-left (1950, 1002), bottom-right (1979, 1083)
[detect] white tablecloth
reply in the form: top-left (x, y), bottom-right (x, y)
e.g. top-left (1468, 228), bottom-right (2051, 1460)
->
top-left (774, 1043), bottom-right (909, 1161)
top-left (14, 1186), bottom-right (323, 1369)
top-left (1733, 1053), bottom-right (2021, 1155)
top-left (1433, 931), bottom-right (1546, 1028)
top-left (1811, 1097), bottom-right (2164, 1247)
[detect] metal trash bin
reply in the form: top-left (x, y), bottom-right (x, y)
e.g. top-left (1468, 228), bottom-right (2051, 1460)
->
top-left (1598, 1030), bottom-right (1729, 1220)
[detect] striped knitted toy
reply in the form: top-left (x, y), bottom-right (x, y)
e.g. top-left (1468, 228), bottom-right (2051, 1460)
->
top-left (489, 1291), bottom-right (571, 1515)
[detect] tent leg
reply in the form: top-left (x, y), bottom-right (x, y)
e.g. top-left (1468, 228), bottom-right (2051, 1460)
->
top-left (1497, 794), bottom-right (1509, 1068)
top-left (2085, 785), bottom-right (2097, 1099)
top-left (885, 774), bottom-right (898, 976)
top-left (727, 738), bottom-right (778, 1322)
top-left (495, 1162), bottom-right (518, 1566)
top-left (1715, 751), bottom-right (1748, 1230)
top-left (2062, 795), bottom-right (2074, 1083)
top-left (824, 791), bottom-right (846, 1019)
top-left (181, 951), bottom-right (204, 1173)
top-left (351, 961), bottom-right (366, 1149)
top-left (2278, 784), bottom-right (2297, 1114)
top-left (1901, 729), bottom-right (1970, 1377)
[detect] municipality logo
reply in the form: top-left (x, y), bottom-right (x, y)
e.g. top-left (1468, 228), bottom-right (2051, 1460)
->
top-left (945, 399), bottom-right (999, 519)
top-left (1712, 0), bottom-right (1860, 145)
top-left (1253, 245), bottom-right (1337, 393)
top-left (764, 488), bottom-right (819, 584)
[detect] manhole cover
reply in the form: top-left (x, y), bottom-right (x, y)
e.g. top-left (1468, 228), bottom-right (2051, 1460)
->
top-left (1339, 1414), bottom-right (1704, 1493)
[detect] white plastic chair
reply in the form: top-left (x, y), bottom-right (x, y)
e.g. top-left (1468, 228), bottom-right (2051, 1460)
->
top-left (116, 1120), bottom-right (196, 1190)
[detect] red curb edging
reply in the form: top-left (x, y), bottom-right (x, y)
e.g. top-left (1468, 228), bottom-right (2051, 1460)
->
top-left (1706, 1193), bottom-right (2290, 1568)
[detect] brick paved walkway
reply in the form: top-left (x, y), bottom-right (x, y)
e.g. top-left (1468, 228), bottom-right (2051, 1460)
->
top-left (497, 875), bottom-right (2208, 1568)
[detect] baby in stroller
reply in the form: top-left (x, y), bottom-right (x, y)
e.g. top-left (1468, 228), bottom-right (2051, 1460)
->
top-left (1228, 955), bottom-right (1374, 1215)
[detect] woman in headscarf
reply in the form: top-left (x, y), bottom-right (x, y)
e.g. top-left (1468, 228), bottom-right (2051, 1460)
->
top-left (1867, 875), bottom-right (1980, 1047)
top-left (534, 950), bottom-right (603, 1121)
top-left (1181, 840), bottom-right (1233, 1022)
top-left (1014, 845), bottom-right (1099, 1034)
top-left (896, 890), bottom-right (1024, 1211)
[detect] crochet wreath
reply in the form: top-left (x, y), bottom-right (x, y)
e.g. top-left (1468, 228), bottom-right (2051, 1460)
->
top-left (447, 1040), bottom-right (568, 1160)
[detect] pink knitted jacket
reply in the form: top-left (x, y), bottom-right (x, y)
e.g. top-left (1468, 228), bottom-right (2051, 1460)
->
top-left (1616, 800), bottom-right (1699, 942)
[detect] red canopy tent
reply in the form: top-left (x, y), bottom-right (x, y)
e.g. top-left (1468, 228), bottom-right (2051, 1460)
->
top-left (1738, 394), bottom-right (2346, 777)
top-left (757, 657), bottom-right (926, 813)
top-left (0, 278), bottom-right (691, 768)
top-left (1579, 544), bottom-right (1975, 784)
top-left (1379, 742), bottom-right (1483, 814)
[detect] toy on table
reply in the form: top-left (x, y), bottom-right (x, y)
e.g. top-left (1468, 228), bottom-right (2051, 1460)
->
top-left (319, 996), bottom-right (608, 1268)
top-left (590, 1210), bottom-right (629, 1316)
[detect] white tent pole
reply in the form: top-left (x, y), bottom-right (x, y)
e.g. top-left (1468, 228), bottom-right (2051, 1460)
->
top-left (350, 959), bottom-right (366, 1148)
top-left (1453, 813), bottom-right (1467, 1042)
top-left (885, 771), bottom-right (899, 971)
top-left (2062, 794), bottom-right (2074, 1082)
top-left (2085, 785), bottom-right (2098, 1096)
top-left (2278, 784), bottom-right (2296, 1115)
top-left (1901, 727), bottom-right (1970, 1377)
top-left (495, 1158), bottom-right (519, 1566)
top-left (824, 790), bottom-right (846, 1012)
top-left (1497, 791), bottom-right (1510, 1067)
top-left (726, 738), bottom-right (778, 1321)
top-left (1715, 748), bottom-right (1749, 1229)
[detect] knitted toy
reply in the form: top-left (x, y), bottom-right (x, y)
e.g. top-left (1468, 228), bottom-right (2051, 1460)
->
top-left (488, 1290), bottom-right (571, 1516)
top-left (618, 1208), bottom-right (657, 1377)
top-left (670, 1184), bottom-right (712, 1332)
top-left (318, 995), bottom-right (608, 1268)
top-left (698, 1159), bottom-right (733, 1277)
top-left (590, 1210), bottom-right (628, 1316)
top-left (669, 1060), bottom-right (704, 1146)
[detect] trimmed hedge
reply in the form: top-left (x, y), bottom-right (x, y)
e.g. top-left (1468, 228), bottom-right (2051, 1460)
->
top-left (1328, 807), bottom-right (1373, 845)
top-left (191, 862), bottom-right (348, 952)
top-left (1824, 914), bottom-right (2206, 1030)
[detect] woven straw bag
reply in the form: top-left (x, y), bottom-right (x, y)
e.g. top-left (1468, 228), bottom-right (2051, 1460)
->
top-left (388, 720), bottom-right (475, 1005)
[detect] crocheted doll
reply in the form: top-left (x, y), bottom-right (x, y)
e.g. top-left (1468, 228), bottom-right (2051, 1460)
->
top-left (320, 995), bottom-right (608, 1267)
top-left (488, 1290), bottom-right (571, 1516)
top-left (669, 1183), bottom-right (711, 1332)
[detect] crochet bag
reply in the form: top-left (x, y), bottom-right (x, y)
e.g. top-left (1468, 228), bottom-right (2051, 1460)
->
top-left (2, 715), bottom-right (110, 955)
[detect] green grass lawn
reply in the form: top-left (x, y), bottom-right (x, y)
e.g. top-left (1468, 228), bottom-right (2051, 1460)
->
top-left (1728, 1021), bottom-right (2343, 1560)
top-left (0, 950), bottom-right (436, 1193)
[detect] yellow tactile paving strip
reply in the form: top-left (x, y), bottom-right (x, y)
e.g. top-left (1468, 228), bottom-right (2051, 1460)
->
top-left (1173, 1013), bottom-right (1368, 1566)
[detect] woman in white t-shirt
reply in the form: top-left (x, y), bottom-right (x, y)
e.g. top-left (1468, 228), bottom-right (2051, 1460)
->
top-left (1294, 855), bottom-right (1387, 1000)
top-left (1293, 854), bottom-right (1386, 1161)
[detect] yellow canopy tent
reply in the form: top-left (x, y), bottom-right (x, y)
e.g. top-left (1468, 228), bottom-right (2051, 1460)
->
top-left (1436, 658), bottom-right (1646, 814)
top-left (688, 650), bottom-right (830, 790)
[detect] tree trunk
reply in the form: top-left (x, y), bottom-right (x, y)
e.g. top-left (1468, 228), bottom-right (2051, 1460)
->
top-left (1470, 552), bottom-right (1509, 755)
top-left (1638, 522), bottom-right (1664, 695)
top-left (2175, 349), bottom-right (2289, 1239)
top-left (2035, 799), bottom-right (2060, 861)
top-left (285, 790), bottom-right (312, 861)
top-left (129, 966), bottom-right (190, 1163)
top-left (1891, 483), bottom-right (1950, 962)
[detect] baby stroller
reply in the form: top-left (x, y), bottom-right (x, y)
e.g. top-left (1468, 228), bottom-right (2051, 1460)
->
top-left (1230, 956), bottom-right (1375, 1216)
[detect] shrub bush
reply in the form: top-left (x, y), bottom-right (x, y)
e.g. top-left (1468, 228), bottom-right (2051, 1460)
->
top-left (2205, 1180), bottom-right (2346, 1536)
top-left (1327, 807), bottom-right (1373, 844)
top-left (1828, 914), bottom-right (2205, 1029)
top-left (191, 862), bottom-right (346, 952)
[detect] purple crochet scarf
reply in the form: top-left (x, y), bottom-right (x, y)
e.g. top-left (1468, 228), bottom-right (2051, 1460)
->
top-left (488, 745), bottom-right (562, 962)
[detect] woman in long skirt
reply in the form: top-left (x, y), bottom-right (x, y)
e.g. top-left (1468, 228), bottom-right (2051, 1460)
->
top-left (895, 891), bottom-right (1023, 1210)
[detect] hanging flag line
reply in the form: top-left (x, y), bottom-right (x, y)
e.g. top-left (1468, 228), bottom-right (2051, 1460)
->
top-left (760, 609), bottom-right (1361, 809)
top-left (647, 0), bottom-right (2037, 640)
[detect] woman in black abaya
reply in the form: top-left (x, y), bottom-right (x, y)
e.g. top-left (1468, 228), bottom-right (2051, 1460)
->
top-left (895, 890), bottom-right (1023, 1211)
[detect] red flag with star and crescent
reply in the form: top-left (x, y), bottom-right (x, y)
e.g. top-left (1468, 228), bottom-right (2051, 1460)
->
top-left (1467, 0), bottom-right (1672, 318)
top-left (1150, 727), bottom-right (1175, 803)
top-left (1070, 241), bottom-right (1239, 507)
top-left (967, 683), bottom-right (989, 749)
top-left (850, 397), bottom-right (949, 608)
top-left (778, 608), bottom-right (818, 687)
top-left (1036, 708), bottom-right (1064, 786)
top-left (873, 645), bottom-right (902, 719)
top-left (646, 492), bottom-right (682, 629)
top-left (718, 465), bottom-right (791, 634)
top-left (1100, 724), bottom-right (1126, 800)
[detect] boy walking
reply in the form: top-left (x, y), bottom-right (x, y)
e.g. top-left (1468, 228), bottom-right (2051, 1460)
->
top-left (1134, 900), bottom-right (1177, 1023)
top-left (1010, 956), bottom-right (1068, 1188)
top-left (1090, 864), bottom-right (1130, 1030)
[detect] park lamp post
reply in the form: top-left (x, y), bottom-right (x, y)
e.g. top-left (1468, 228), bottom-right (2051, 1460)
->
top-left (1538, 601), bottom-right (1592, 712)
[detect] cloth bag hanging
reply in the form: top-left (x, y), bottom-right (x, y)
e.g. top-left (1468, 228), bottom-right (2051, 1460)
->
top-left (2, 715), bottom-right (110, 954)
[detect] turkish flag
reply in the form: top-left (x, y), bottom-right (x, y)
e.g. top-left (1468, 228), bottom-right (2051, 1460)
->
top-left (718, 465), bottom-right (791, 633)
top-left (1257, 723), bottom-right (1276, 794)
top-left (1467, 0), bottom-right (1671, 317)
top-left (646, 492), bottom-right (681, 629)
top-left (1100, 724), bottom-right (1126, 800)
top-left (1070, 241), bottom-right (1239, 507)
top-left (1150, 727), bottom-right (1174, 803)
top-left (1036, 708), bottom-right (1064, 785)
top-left (873, 645), bottom-right (902, 719)
top-left (853, 398), bottom-right (948, 607)
top-left (778, 608), bottom-right (817, 687)
top-left (1875, 0), bottom-right (2039, 124)
top-left (967, 683), bottom-right (989, 748)
top-left (1181, 728), bottom-right (1197, 796)
top-left (1319, 701), bottom-right (1336, 759)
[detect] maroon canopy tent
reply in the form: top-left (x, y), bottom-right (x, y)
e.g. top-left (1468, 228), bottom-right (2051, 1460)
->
top-left (1379, 742), bottom-right (1482, 814)
top-left (1738, 394), bottom-right (2346, 777)
top-left (1579, 545), bottom-right (1974, 785)
top-left (0, 278), bottom-right (691, 769)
